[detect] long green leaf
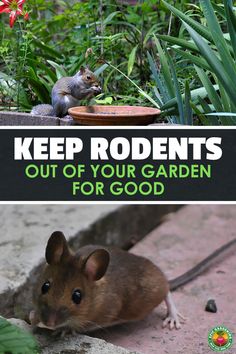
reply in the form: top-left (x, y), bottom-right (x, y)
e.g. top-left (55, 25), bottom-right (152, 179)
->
top-left (197, 96), bottom-right (219, 125)
top-left (139, 90), bottom-right (161, 109)
top-left (217, 80), bottom-right (231, 113)
top-left (147, 52), bottom-right (171, 104)
top-left (194, 66), bottom-right (223, 112)
top-left (153, 87), bottom-right (163, 106)
top-left (184, 80), bottom-right (193, 125)
top-left (184, 22), bottom-right (236, 105)
top-left (153, 36), bottom-right (175, 97)
top-left (27, 78), bottom-right (50, 103)
top-left (199, 0), bottom-right (236, 80)
top-left (113, 21), bottom-right (141, 35)
top-left (224, 0), bottom-right (236, 59)
top-left (94, 64), bottom-right (109, 76)
top-left (27, 67), bottom-right (38, 82)
top-left (191, 101), bottom-right (216, 125)
top-left (164, 49), bottom-right (185, 124)
top-left (128, 45), bottom-right (138, 76)
top-left (103, 61), bottom-right (127, 91)
top-left (162, 0), bottom-right (213, 42)
top-left (105, 62), bottom-right (160, 108)
top-left (162, 85), bottom-right (219, 111)
top-left (206, 112), bottom-right (236, 124)
top-left (206, 112), bottom-right (236, 116)
top-left (172, 48), bottom-right (211, 71)
top-left (47, 60), bottom-right (67, 79)
top-left (38, 77), bottom-right (52, 94)
top-left (27, 59), bottom-right (57, 82)
top-left (103, 11), bottom-right (121, 26)
top-left (156, 34), bottom-right (199, 53)
top-left (199, 0), bottom-right (230, 53)
top-left (144, 24), bottom-right (161, 45)
top-left (32, 39), bottom-right (63, 59)
top-left (212, 3), bottom-right (226, 19)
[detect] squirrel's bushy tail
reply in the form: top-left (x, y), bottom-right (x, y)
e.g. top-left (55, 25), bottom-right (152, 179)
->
top-left (31, 104), bottom-right (55, 117)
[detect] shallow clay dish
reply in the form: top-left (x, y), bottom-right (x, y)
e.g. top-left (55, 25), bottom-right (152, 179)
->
top-left (68, 105), bottom-right (161, 126)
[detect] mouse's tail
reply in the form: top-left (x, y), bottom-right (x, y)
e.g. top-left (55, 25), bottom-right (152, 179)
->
top-left (169, 238), bottom-right (236, 291)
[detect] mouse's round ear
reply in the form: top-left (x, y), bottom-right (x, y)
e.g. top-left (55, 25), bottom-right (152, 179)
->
top-left (45, 231), bottom-right (70, 265)
top-left (83, 249), bottom-right (110, 281)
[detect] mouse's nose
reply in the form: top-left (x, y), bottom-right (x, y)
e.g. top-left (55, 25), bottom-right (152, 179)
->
top-left (41, 305), bottom-right (69, 329)
top-left (46, 313), bottom-right (57, 328)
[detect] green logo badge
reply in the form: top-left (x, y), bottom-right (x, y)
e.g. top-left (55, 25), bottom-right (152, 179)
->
top-left (208, 326), bottom-right (233, 352)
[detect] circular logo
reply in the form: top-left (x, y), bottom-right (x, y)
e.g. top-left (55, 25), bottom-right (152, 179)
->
top-left (208, 326), bottom-right (233, 352)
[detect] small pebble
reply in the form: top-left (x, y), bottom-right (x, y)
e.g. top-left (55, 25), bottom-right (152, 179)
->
top-left (205, 299), bottom-right (217, 313)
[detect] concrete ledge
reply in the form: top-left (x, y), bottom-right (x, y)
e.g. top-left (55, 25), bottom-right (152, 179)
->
top-left (0, 111), bottom-right (59, 125)
top-left (59, 115), bottom-right (80, 125)
top-left (0, 110), bottom-right (87, 126)
top-left (8, 318), bottom-right (139, 354)
top-left (0, 111), bottom-right (82, 126)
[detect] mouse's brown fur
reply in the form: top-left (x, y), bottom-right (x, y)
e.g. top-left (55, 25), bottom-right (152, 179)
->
top-left (32, 231), bottom-right (169, 332)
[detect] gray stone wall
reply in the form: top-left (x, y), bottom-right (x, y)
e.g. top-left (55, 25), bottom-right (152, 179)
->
top-left (0, 111), bottom-right (78, 125)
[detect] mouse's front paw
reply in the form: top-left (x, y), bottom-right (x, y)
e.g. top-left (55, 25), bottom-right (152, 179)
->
top-left (52, 328), bottom-right (78, 338)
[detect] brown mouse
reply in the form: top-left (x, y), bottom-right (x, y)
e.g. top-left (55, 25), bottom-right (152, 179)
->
top-left (30, 231), bottom-right (236, 333)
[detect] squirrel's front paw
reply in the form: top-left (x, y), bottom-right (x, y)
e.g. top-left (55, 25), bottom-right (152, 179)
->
top-left (92, 86), bottom-right (102, 94)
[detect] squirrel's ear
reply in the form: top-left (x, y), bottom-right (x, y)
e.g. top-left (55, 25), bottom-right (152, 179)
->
top-left (79, 66), bottom-right (86, 75)
top-left (83, 249), bottom-right (110, 281)
top-left (45, 231), bottom-right (70, 265)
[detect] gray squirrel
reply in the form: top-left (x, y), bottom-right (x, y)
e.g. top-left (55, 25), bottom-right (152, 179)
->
top-left (31, 66), bottom-right (102, 118)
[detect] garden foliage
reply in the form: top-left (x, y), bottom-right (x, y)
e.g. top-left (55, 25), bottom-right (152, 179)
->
top-left (0, 0), bottom-right (235, 125)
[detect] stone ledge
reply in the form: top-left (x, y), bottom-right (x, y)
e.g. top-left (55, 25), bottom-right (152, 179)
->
top-left (0, 111), bottom-right (59, 125)
top-left (8, 318), bottom-right (139, 354)
top-left (0, 111), bottom-right (83, 125)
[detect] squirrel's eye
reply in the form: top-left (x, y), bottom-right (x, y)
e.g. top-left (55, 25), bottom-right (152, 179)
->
top-left (72, 289), bottom-right (82, 305)
top-left (86, 75), bottom-right (91, 80)
top-left (41, 281), bottom-right (50, 294)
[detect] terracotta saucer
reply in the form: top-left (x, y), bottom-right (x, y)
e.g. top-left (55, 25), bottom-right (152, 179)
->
top-left (68, 105), bottom-right (161, 126)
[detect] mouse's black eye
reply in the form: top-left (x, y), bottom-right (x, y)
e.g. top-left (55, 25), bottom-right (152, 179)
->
top-left (86, 75), bottom-right (91, 80)
top-left (72, 289), bottom-right (82, 304)
top-left (41, 281), bottom-right (50, 294)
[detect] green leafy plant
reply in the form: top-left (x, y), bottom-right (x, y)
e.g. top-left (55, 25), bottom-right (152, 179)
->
top-left (147, 37), bottom-right (193, 124)
top-left (0, 317), bottom-right (40, 354)
top-left (1, 0), bottom-right (235, 125)
top-left (158, 0), bottom-right (236, 125)
top-left (0, 0), bottom-right (198, 113)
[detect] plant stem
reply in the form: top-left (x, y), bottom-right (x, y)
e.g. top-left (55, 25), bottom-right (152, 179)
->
top-left (105, 60), bottom-right (160, 108)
